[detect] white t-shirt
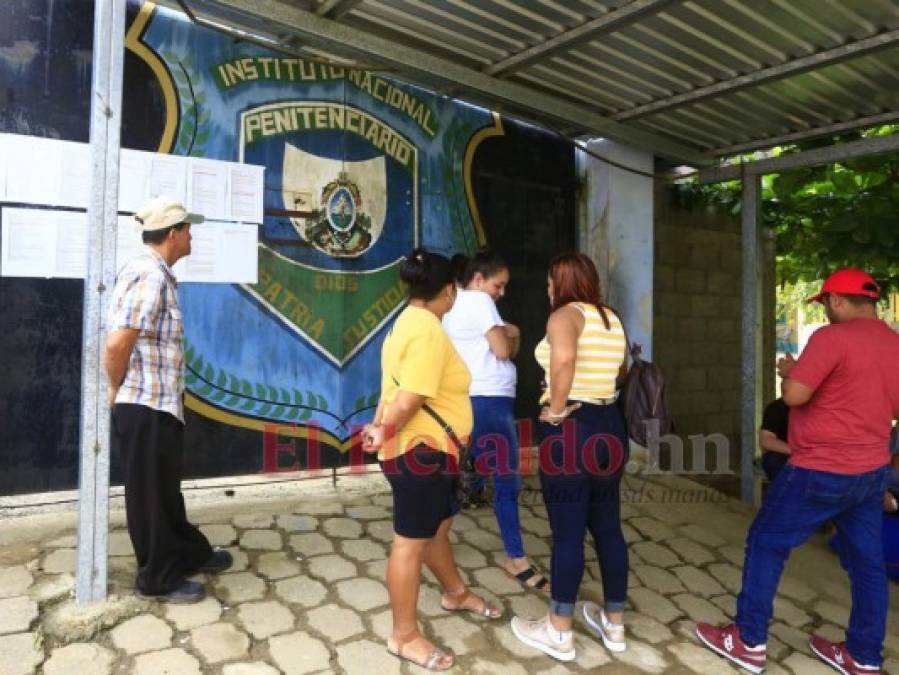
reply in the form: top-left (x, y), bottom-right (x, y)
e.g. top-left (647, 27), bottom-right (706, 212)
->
top-left (442, 289), bottom-right (517, 397)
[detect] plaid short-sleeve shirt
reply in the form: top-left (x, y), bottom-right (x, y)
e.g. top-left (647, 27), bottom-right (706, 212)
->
top-left (108, 247), bottom-right (185, 422)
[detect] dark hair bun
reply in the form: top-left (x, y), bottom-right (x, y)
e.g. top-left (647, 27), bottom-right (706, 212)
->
top-left (400, 247), bottom-right (430, 286)
top-left (400, 248), bottom-right (454, 301)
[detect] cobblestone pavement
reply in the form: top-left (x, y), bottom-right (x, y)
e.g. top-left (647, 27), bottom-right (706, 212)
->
top-left (1, 472), bottom-right (898, 674)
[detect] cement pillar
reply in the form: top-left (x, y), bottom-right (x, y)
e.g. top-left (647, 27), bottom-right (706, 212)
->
top-left (576, 140), bottom-right (654, 358)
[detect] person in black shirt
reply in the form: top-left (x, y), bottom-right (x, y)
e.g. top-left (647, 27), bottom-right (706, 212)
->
top-left (759, 397), bottom-right (790, 482)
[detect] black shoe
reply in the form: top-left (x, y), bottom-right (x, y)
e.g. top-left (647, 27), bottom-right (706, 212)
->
top-left (195, 548), bottom-right (233, 574)
top-left (137, 579), bottom-right (205, 604)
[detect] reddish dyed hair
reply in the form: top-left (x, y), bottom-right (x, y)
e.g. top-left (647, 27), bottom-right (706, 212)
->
top-left (548, 252), bottom-right (610, 328)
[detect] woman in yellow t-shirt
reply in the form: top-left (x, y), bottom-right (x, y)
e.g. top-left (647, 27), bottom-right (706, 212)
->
top-left (363, 248), bottom-right (502, 671)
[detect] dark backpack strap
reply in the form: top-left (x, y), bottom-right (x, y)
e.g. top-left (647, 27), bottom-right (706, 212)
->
top-left (391, 377), bottom-right (466, 453)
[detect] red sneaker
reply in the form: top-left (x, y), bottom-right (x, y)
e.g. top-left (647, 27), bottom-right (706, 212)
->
top-left (809, 636), bottom-right (881, 674)
top-left (695, 623), bottom-right (766, 674)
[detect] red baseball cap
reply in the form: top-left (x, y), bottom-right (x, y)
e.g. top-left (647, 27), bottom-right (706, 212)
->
top-left (807, 269), bottom-right (880, 303)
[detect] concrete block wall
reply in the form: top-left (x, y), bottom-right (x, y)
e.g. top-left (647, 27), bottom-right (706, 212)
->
top-left (653, 181), bottom-right (744, 482)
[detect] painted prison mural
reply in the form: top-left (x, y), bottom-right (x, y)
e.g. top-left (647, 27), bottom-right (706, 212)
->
top-left (0, 1), bottom-right (575, 495)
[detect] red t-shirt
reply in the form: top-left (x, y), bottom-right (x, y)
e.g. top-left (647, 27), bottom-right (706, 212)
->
top-left (788, 318), bottom-right (899, 474)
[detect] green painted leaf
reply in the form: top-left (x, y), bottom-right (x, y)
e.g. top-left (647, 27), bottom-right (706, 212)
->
top-left (210, 389), bottom-right (226, 402)
top-left (367, 393), bottom-right (380, 407)
top-left (240, 398), bottom-right (256, 411)
top-left (256, 383), bottom-right (267, 398)
top-left (216, 371), bottom-right (228, 388)
top-left (224, 395), bottom-right (241, 407)
top-left (286, 407), bottom-right (300, 420)
top-left (299, 409), bottom-right (312, 421)
top-left (257, 403), bottom-right (273, 416)
top-left (196, 384), bottom-right (212, 396)
top-left (271, 406), bottom-right (286, 418)
top-left (268, 386), bottom-right (279, 401)
top-left (241, 379), bottom-right (253, 396)
top-left (203, 364), bottom-right (215, 382)
top-left (280, 388), bottom-right (291, 404)
top-left (294, 389), bottom-right (304, 404)
top-left (306, 390), bottom-right (317, 407)
top-left (353, 396), bottom-right (365, 410)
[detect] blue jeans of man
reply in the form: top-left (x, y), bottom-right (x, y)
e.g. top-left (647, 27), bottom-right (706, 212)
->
top-left (470, 396), bottom-right (525, 559)
top-left (736, 463), bottom-right (891, 666)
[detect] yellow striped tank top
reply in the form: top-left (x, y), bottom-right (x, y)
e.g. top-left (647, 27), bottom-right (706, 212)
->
top-left (534, 303), bottom-right (626, 404)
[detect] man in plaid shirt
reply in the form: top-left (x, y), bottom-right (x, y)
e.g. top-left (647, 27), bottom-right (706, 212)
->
top-left (105, 197), bottom-right (231, 603)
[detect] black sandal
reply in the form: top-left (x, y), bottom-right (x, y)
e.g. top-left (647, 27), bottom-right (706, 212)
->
top-left (512, 565), bottom-right (549, 591)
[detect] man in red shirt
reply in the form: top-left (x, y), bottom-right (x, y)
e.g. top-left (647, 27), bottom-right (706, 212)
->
top-left (696, 270), bottom-right (899, 675)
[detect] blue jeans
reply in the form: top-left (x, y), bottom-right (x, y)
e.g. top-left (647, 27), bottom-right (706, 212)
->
top-left (470, 396), bottom-right (525, 559)
top-left (736, 463), bottom-right (891, 666)
top-left (538, 402), bottom-right (629, 617)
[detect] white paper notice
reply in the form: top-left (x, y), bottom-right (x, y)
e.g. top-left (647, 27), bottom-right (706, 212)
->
top-left (119, 149), bottom-right (151, 212)
top-left (174, 222), bottom-right (217, 281)
top-left (57, 141), bottom-right (92, 209)
top-left (115, 215), bottom-right (144, 272)
top-left (4, 135), bottom-right (63, 206)
top-left (1, 208), bottom-right (56, 277)
top-left (220, 224), bottom-right (258, 283)
top-left (228, 164), bottom-right (265, 223)
top-left (54, 211), bottom-right (89, 278)
top-left (149, 156), bottom-right (187, 203)
top-left (188, 159), bottom-right (228, 220)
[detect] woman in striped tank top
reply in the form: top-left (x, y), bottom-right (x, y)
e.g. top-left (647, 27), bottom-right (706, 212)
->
top-left (511, 252), bottom-right (630, 663)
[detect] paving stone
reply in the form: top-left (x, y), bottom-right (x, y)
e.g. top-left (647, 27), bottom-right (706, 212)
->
top-left (371, 494), bottom-right (394, 508)
top-left (719, 545), bottom-right (745, 566)
top-left (366, 520), bottom-right (394, 543)
top-left (298, 501), bottom-right (344, 515)
top-left (28, 574), bottom-right (73, 603)
top-left (451, 513), bottom-right (478, 531)
top-left (522, 533), bottom-right (551, 557)
top-left (191, 622), bottom-right (250, 663)
top-left (240, 529), bottom-right (283, 550)
top-left (773, 596), bottom-right (812, 627)
top-left (672, 593), bottom-right (729, 624)
top-left (237, 600), bottom-right (295, 639)
top-left (633, 565), bottom-right (685, 595)
top-left (45, 534), bottom-right (77, 548)
top-left (111, 614), bottom-right (172, 654)
top-left (813, 599), bottom-right (849, 626)
top-left (882, 658), bottom-right (899, 674)
top-left (306, 603), bottom-right (364, 642)
top-left (462, 529), bottom-right (505, 551)
top-left (43, 643), bottom-right (114, 675)
top-left (430, 615), bottom-right (490, 655)
top-left (277, 514), bottom-right (318, 532)
top-left (782, 652), bottom-right (836, 674)
top-left (574, 633), bottom-right (614, 668)
top-left (630, 516), bottom-right (676, 541)
top-left (626, 612), bottom-right (674, 644)
top-left (520, 516), bottom-right (552, 537)
top-left (710, 593), bottom-right (736, 616)
top-left (451, 543), bottom-right (488, 569)
top-left (268, 631), bottom-right (332, 674)
top-left (369, 608), bottom-right (392, 640)
top-left (622, 522), bottom-right (643, 544)
top-left (336, 578), bottom-right (388, 611)
top-left (322, 517), bottom-right (363, 539)
top-left (769, 621), bottom-right (812, 654)
top-left (289, 533), bottom-right (334, 557)
top-left (668, 641), bottom-right (739, 673)
top-left (256, 552), bottom-right (303, 579)
top-left (164, 596), bottom-right (222, 631)
top-left (199, 524), bottom-right (238, 546)
top-left (469, 658), bottom-right (528, 675)
top-left (225, 547), bottom-right (250, 572)
top-left (337, 638), bottom-right (400, 675)
top-left (767, 635), bottom-right (790, 661)
top-left (708, 563), bottom-right (743, 594)
top-left (42, 595), bottom-right (150, 643)
top-left (611, 638), bottom-right (669, 673)
top-left (133, 648), bottom-right (201, 675)
top-left (233, 513), bottom-right (274, 528)
top-left (629, 587), bottom-right (682, 624)
top-left (0, 566), bottom-right (33, 599)
top-left (816, 623), bottom-right (845, 643)
top-left (778, 574), bottom-right (818, 604)
top-left (222, 663), bottom-right (281, 675)
top-left (490, 623), bottom-right (542, 659)
top-left (631, 542), bottom-right (680, 567)
top-left (274, 576), bottom-right (328, 608)
top-left (366, 559), bottom-right (388, 580)
top-left (667, 538), bottom-right (716, 565)
top-left (679, 524), bottom-right (726, 547)
top-left (346, 505), bottom-right (391, 520)
top-left (340, 539), bottom-right (386, 562)
top-left (42, 549), bottom-right (76, 574)
top-left (472, 567), bottom-right (525, 596)
top-left (307, 553), bottom-right (356, 581)
top-left (214, 572), bottom-right (267, 603)
top-left (672, 566), bottom-right (726, 597)
top-left (107, 531), bottom-right (134, 556)
top-left (0, 596), bottom-right (38, 636)
top-left (0, 633), bottom-right (42, 675)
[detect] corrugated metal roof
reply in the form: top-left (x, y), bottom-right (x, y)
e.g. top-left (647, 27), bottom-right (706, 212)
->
top-left (171, 0), bottom-right (899, 165)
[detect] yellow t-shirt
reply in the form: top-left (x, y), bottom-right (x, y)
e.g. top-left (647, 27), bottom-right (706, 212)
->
top-left (379, 305), bottom-right (473, 461)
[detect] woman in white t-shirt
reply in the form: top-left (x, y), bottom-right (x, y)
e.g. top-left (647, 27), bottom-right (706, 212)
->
top-left (443, 252), bottom-right (548, 591)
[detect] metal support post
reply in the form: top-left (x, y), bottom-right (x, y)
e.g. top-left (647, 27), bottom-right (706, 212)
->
top-left (75, 0), bottom-right (127, 604)
top-left (740, 171), bottom-right (763, 505)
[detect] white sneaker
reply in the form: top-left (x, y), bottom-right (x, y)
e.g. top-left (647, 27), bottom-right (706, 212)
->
top-left (583, 602), bottom-right (626, 652)
top-left (510, 615), bottom-right (576, 662)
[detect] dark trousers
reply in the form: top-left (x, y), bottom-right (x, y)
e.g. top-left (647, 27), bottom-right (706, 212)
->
top-left (538, 402), bottom-right (630, 617)
top-left (736, 463), bottom-right (891, 666)
top-left (112, 404), bottom-right (212, 594)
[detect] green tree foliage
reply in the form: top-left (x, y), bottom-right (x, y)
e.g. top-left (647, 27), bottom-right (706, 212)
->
top-left (675, 126), bottom-right (899, 290)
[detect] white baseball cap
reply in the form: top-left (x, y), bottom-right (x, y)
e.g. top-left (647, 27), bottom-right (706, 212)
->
top-left (134, 196), bottom-right (204, 231)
